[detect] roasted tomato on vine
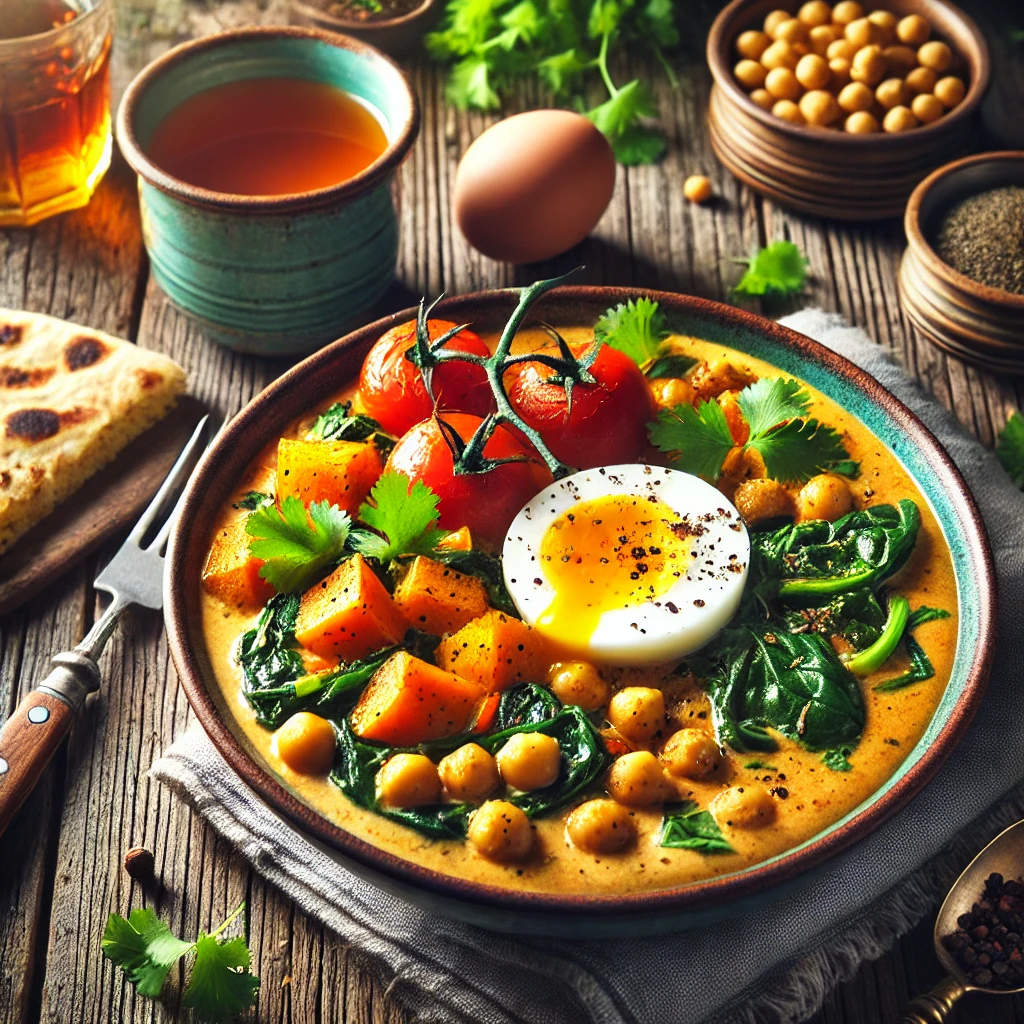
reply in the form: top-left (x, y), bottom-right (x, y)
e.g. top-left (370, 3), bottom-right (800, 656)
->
top-left (386, 412), bottom-right (550, 549)
top-left (507, 342), bottom-right (655, 469)
top-left (357, 319), bottom-right (494, 437)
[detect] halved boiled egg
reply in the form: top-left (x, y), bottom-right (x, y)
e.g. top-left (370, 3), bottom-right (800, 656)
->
top-left (502, 466), bottom-right (750, 666)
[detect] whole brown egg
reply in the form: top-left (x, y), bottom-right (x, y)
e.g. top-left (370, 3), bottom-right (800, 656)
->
top-left (453, 110), bottom-right (616, 264)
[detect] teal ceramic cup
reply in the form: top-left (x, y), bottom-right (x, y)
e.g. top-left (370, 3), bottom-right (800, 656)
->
top-left (116, 27), bottom-right (419, 355)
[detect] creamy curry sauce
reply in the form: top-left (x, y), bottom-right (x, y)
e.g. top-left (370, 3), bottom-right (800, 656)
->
top-left (200, 329), bottom-right (959, 895)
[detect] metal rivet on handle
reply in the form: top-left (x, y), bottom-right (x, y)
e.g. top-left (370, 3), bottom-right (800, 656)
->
top-left (27, 706), bottom-right (49, 724)
top-left (0, 757), bottom-right (8, 775)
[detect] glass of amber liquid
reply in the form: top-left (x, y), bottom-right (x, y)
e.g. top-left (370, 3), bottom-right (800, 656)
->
top-left (0, 0), bottom-right (113, 227)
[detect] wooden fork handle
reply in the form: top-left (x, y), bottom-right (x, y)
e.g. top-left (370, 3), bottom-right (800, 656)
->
top-left (0, 652), bottom-right (99, 838)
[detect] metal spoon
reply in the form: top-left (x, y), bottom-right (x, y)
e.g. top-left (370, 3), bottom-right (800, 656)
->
top-left (901, 818), bottom-right (1024, 1022)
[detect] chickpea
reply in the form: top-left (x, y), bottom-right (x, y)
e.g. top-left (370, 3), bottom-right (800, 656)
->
top-left (649, 375), bottom-right (696, 410)
top-left (827, 57), bottom-right (852, 89)
top-left (911, 92), bottom-right (944, 124)
top-left (468, 800), bottom-right (533, 862)
top-left (607, 686), bottom-right (666, 745)
top-left (826, 38), bottom-right (857, 62)
top-left (796, 53), bottom-right (831, 90)
top-left (765, 66), bottom-right (801, 101)
top-left (897, 13), bottom-right (930, 46)
top-left (831, 0), bottom-right (865, 25)
top-left (733, 478), bottom-right (795, 526)
top-left (683, 174), bottom-right (714, 204)
top-left (376, 753), bottom-right (442, 808)
top-left (882, 44), bottom-right (917, 76)
top-left (795, 473), bottom-right (854, 522)
top-left (844, 109), bottom-right (879, 133)
top-left (761, 39), bottom-right (799, 71)
top-left (548, 661), bottom-right (609, 711)
top-left (850, 45), bottom-right (886, 87)
top-left (750, 87), bottom-right (775, 111)
top-left (934, 75), bottom-right (965, 109)
top-left (566, 799), bottom-right (636, 854)
top-left (875, 78), bottom-right (908, 110)
top-left (800, 88), bottom-right (841, 126)
top-left (606, 751), bottom-right (671, 807)
top-left (690, 358), bottom-right (756, 399)
top-left (763, 8), bottom-right (791, 36)
top-left (917, 40), bottom-right (952, 72)
top-left (808, 23), bottom-right (841, 55)
top-left (883, 104), bottom-right (918, 132)
top-left (274, 712), bottom-right (336, 775)
top-left (735, 58), bottom-right (768, 90)
top-left (791, 41), bottom-right (811, 57)
top-left (774, 17), bottom-right (809, 45)
top-left (718, 390), bottom-right (750, 444)
top-left (710, 786), bottom-right (777, 829)
top-left (837, 80), bottom-right (873, 113)
top-left (736, 29), bottom-right (771, 60)
top-left (867, 10), bottom-right (897, 45)
top-left (661, 729), bottom-right (723, 780)
top-left (496, 732), bottom-right (561, 791)
top-left (798, 0), bottom-right (832, 26)
top-left (904, 66), bottom-right (938, 95)
top-left (772, 99), bottom-right (805, 124)
top-left (438, 743), bottom-right (499, 803)
top-left (843, 17), bottom-right (876, 49)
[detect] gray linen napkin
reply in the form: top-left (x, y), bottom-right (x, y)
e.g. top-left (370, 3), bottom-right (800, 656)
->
top-left (152, 309), bottom-right (1024, 1024)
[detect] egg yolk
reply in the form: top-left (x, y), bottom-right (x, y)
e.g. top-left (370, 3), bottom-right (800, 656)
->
top-left (536, 495), bottom-right (690, 645)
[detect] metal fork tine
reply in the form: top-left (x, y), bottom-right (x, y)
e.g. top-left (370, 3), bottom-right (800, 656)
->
top-left (128, 414), bottom-right (210, 544)
top-left (148, 466), bottom-right (198, 554)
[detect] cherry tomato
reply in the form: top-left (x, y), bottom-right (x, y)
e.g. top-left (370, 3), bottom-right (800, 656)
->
top-left (357, 319), bottom-right (494, 437)
top-left (507, 343), bottom-right (655, 469)
top-left (386, 413), bottom-right (550, 550)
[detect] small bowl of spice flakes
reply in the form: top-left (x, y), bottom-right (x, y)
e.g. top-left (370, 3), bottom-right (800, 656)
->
top-left (899, 151), bottom-right (1024, 373)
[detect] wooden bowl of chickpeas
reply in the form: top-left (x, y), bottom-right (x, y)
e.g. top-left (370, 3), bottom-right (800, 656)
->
top-left (707, 0), bottom-right (990, 220)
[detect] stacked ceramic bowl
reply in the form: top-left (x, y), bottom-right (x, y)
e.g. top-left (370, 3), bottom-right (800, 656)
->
top-left (706, 0), bottom-right (990, 220)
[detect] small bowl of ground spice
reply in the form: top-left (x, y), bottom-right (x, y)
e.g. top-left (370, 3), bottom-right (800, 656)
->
top-left (899, 151), bottom-right (1024, 373)
top-left (288, 0), bottom-right (442, 57)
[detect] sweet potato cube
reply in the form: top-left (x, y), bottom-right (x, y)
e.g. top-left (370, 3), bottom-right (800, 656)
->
top-left (295, 553), bottom-right (408, 661)
top-left (434, 610), bottom-right (553, 691)
top-left (393, 556), bottom-right (490, 636)
top-left (276, 437), bottom-right (382, 515)
top-left (350, 651), bottom-right (486, 746)
top-left (436, 526), bottom-right (473, 552)
top-left (202, 516), bottom-right (273, 610)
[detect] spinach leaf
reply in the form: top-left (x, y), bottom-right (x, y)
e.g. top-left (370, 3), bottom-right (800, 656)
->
top-left (238, 594), bottom-right (304, 698)
top-left (908, 606), bottom-right (951, 629)
top-left (645, 353), bottom-right (697, 379)
top-left (330, 685), bottom-right (608, 838)
top-left (871, 605), bottom-right (950, 693)
top-left (843, 594), bottom-right (910, 676)
top-left (822, 746), bottom-right (854, 772)
top-left (709, 629), bottom-right (865, 753)
top-left (658, 801), bottom-right (734, 853)
top-left (783, 589), bottom-right (886, 650)
top-left (743, 760), bottom-right (777, 771)
top-left (430, 548), bottom-right (519, 617)
top-left (308, 402), bottom-right (394, 453)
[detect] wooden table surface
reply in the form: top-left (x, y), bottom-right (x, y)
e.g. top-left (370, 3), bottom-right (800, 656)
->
top-left (3, 1), bottom-right (1024, 1022)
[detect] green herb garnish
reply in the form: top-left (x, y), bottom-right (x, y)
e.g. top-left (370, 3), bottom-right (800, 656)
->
top-left (822, 747), bottom-right (854, 772)
top-left (349, 471), bottom-right (448, 564)
top-left (232, 491), bottom-right (273, 511)
top-left (594, 296), bottom-right (696, 378)
top-left (997, 411), bottom-right (1024, 488)
top-left (733, 240), bottom-right (809, 298)
top-left (658, 801), bottom-right (734, 853)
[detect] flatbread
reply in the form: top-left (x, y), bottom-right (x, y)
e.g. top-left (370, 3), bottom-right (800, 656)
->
top-left (0, 310), bottom-right (186, 555)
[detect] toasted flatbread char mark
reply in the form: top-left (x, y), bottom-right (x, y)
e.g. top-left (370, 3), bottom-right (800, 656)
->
top-left (135, 369), bottom-right (164, 390)
top-left (64, 335), bottom-right (108, 371)
top-left (6, 408), bottom-right (60, 441)
top-left (0, 324), bottom-right (23, 347)
top-left (0, 366), bottom-right (55, 388)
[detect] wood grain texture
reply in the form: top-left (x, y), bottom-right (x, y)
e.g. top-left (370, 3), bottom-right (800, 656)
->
top-left (1, 2), bottom-right (1023, 1023)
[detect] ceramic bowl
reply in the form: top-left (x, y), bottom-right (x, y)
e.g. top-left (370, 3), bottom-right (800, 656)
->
top-left (287, 0), bottom-right (443, 58)
top-left (706, 0), bottom-right (990, 221)
top-left (899, 151), bottom-right (1024, 373)
top-left (116, 27), bottom-right (419, 356)
top-left (164, 287), bottom-right (996, 936)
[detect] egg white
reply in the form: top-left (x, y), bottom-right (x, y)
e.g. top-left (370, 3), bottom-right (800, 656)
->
top-left (502, 465), bottom-right (750, 666)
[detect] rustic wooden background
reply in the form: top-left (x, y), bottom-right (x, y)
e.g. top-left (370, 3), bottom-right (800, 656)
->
top-left (2, 0), bottom-right (1024, 1021)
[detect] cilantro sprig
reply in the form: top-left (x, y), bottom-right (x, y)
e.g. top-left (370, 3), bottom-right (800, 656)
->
top-left (594, 296), bottom-right (696, 378)
top-left (733, 240), bottom-right (809, 299)
top-left (997, 411), bottom-right (1024, 489)
top-left (349, 471), bottom-right (448, 563)
top-left (102, 902), bottom-right (258, 1023)
top-left (649, 376), bottom-right (855, 484)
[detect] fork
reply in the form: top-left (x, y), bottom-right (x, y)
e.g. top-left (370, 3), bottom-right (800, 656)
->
top-left (0, 415), bottom-right (213, 838)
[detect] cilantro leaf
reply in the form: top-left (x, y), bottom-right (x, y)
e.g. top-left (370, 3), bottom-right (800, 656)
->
top-left (746, 417), bottom-right (850, 484)
top-left (247, 496), bottom-right (351, 594)
top-left (446, 55), bottom-right (501, 109)
top-left (587, 79), bottom-right (665, 165)
top-left (183, 934), bottom-right (261, 1023)
top-left (648, 400), bottom-right (735, 480)
top-left (733, 240), bottom-right (809, 298)
top-left (736, 377), bottom-right (811, 437)
top-left (350, 472), bottom-right (447, 563)
top-left (640, 0), bottom-right (680, 48)
top-left (102, 908), bottom-right (195, 999)
top-left (997, 411), bottom-right (1024, 488)
top-left (594, 297), bottom-right (668, 368)
top-left (612, 123), bottom-right (666, 165)
top-left (537, 48), bottom-right (588, 96)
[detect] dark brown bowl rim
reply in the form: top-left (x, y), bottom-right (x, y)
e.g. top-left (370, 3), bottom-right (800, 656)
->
top-left (287, 0), bottom-right (438, 31)
top-left (904, 150), bottom-right (1024, 310)
top-left (706, 0), bottom-right (990, 146)
top-left (115, 25), bottom-right (420, 213)
top-left (165, 286), bottom-right (996, 918)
